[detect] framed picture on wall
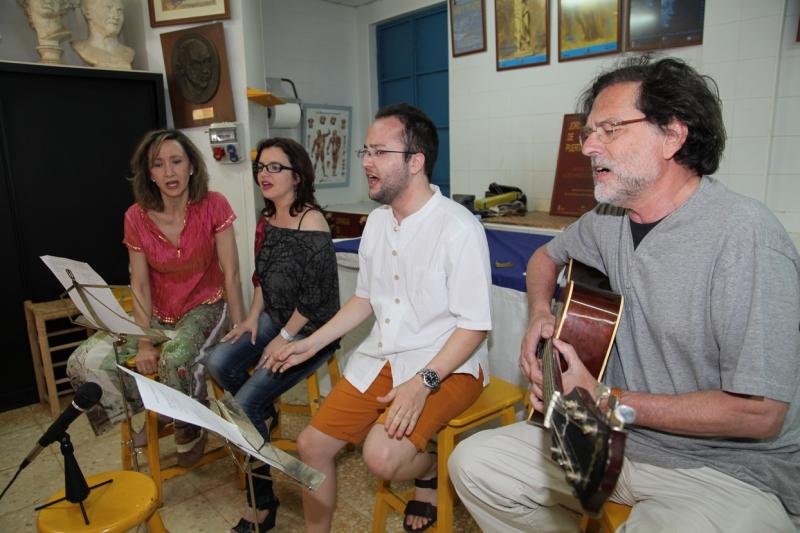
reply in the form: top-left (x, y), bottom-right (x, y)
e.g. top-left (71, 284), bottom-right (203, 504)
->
top-left (558, 0), bottom-right (620, 62)
top-left (302, 104), bottom-right (352, 188)
top-left (149, 0), bottom-right (230, 28)
top-left (626, 0), bottom-right (705, 51)
top-left (495, 0), bottom-right (550, 70)
top-left (450, 0), bottom-right (487, 57)
top-left (160, 22), bottom-right (235, 129)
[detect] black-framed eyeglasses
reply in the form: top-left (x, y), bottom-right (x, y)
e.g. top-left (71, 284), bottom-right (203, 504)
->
top-left (579, 117), bottom-right (649, 146)
top-left (255, 162), bottom-right (295, 174)
top-left (355, 148), bottom-right (417, 160)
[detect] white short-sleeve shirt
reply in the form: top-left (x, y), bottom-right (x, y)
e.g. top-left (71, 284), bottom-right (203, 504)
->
top-left (344, 186), bottom-right (493, 393)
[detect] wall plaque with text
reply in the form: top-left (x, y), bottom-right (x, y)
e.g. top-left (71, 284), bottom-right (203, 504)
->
top-left (549, 114), bottom-right (595, 217)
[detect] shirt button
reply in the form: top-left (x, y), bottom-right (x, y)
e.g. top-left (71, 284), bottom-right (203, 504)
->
top-left (395, 298), bottom-right (400, 304)
top-left (394, 274), bottom-right (399, 280)
top-left (378, 342), bottom-right (383, 348)
top-left (393, 226), bottom-right (399, 232)
top-left (391, 250), bottom-right (397, 256)
top-left (385, 318), bottom-right (391, 324)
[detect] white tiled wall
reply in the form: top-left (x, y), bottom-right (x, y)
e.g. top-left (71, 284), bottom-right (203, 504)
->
top-left (447, 0), bottom-right (800, 246)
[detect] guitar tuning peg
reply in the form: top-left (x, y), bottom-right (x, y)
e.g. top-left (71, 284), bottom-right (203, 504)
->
top-left (565, 471), bottom-right (584, 484)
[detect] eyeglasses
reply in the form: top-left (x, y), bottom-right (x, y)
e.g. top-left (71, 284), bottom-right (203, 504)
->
top-left (256, 162), bottom-right (295, 174)
top-left (355, 148), bottom-right (416, 160)
top-left (579, 117), bottom-right (649, 146)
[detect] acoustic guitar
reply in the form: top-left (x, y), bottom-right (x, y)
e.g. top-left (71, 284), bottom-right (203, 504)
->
top-left (534, 259), bottom-right (632, 515)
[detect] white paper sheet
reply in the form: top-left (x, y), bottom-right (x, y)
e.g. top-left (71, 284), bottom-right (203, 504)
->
top-left (40, 255), bottom-right (154, 337)
top-left (117, 366), bottom-right (325, 490)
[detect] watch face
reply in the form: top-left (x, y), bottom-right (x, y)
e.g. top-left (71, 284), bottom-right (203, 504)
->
top-left (419, 368), bottom-right (440, 389)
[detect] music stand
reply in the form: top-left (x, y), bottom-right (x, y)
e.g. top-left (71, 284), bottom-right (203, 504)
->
top-left (40, 255), bottom-right (170, 474)
top-left (42, 256), bottom-right (325, 528)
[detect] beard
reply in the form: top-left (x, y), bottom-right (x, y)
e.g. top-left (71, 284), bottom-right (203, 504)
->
top-left (592, 156), bottom-right (658, 206)
top-left (368, 171), bottom-right (411, 205)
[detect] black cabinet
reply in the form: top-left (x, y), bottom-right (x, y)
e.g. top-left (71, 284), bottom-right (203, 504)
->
top-left (0, 62), bottom-right (166, 411)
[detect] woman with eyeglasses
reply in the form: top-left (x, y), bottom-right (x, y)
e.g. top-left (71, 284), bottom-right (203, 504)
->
top-left (67, 128), bottom-right (245, 466)
top-left (205, 137), bottom-right (340, 533)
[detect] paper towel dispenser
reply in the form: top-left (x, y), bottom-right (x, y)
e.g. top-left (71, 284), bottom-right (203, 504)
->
top-left (265, 77), bottom-right (302, 129)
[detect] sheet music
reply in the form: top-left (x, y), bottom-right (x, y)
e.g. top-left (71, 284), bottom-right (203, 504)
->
top-left (40, 255), bottom-right (151, 337)
top-left (118, 366), bottom-right (325, 490)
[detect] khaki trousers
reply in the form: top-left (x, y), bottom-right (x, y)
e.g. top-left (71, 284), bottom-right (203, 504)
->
top-left (449, 421), bottom-right (799, 532)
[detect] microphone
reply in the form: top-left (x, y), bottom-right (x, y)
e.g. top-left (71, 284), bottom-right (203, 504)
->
top-left (20, 382), bottom-right (102, 470)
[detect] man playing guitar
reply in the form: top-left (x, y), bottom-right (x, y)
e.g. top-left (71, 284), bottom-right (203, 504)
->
top-left (448, 57), bottom-right (800, 532)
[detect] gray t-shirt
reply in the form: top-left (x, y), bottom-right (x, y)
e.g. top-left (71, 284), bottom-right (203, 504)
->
top-left (546, 177), bottom-right (800, 515)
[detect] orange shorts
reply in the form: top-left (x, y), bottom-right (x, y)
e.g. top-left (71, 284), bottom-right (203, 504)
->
top-left (310, 363), bottom-right (484, 451)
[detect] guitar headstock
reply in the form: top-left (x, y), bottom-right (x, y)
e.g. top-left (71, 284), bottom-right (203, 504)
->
top-left (544, 386), bottom-right (629, 515)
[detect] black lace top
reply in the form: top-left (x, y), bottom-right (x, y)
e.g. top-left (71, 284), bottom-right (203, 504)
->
top-left (254, 214), bottom-right (340, 341)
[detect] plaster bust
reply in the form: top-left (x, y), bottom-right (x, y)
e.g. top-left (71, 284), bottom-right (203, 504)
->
top-left (73, 0), bottom-right (134, 70)
top-left (171, 33), bottom-right (220, 104)
top-left (17, 0), bottom-right (76, 64)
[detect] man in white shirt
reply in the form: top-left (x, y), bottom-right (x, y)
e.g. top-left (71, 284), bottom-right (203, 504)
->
top-left (268, 103), bottom-right (492, 532)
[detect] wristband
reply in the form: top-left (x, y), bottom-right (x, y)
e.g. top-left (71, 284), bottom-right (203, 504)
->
top-left (279, 327), bottom-right (295, 342)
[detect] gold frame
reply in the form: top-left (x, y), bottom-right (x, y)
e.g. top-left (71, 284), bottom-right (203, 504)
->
top-left (148, 0), bottom-right (230, 28)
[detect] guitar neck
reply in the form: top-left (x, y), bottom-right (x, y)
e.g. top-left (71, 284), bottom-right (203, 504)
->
top-left (541, 337), bottom-right (562, 414)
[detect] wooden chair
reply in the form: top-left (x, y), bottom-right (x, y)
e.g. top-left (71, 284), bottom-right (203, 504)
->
top-left (270, 354), bottom-right (343, 451)
top-left (582, 501), bottom-right (633, 533)
top-left (120, 359), bottom-right (233, 506)
top-left (371, 376), bottom-right (525, 533)
top-left (36, 470), bottom-right (167, 533)
top-left (24, 299), bottom-right (91, 419)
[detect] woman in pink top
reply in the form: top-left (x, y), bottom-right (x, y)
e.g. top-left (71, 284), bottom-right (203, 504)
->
top-left (67, 129), bottom-right (245, 467)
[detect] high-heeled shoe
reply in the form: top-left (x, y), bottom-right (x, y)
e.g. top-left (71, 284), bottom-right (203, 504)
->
top-left (229, 498), bottom-right (280, 532)
top-left (175, 423), bottom-right (208, 468)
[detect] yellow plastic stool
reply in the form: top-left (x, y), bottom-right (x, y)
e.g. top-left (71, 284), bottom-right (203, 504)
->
top-left (37, 470), bottom-right (167, 533)
top-left (371, 376), bottom-right (525, 533)
top-left (582, 501), bottom-right (633, 533)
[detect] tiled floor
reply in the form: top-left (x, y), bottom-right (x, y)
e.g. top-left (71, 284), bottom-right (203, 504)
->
top-left (0, 386), bottom-right (482, 532)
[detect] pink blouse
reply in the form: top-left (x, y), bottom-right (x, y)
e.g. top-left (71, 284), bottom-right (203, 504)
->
top-left (123, 191), bottom-right (236, 324)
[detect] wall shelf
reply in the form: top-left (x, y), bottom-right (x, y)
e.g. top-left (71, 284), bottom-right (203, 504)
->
top-left (246, 87), bottom-right (286, 107)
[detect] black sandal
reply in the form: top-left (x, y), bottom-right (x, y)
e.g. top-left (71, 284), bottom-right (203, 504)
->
top-left (403, 476), bottom-right (438, 532)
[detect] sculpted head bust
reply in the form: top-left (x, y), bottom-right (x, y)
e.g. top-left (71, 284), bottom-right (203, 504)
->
top-left (17, 0), bottom-right (75, 62)
top-left (73, 0), bottom-right (134, 69)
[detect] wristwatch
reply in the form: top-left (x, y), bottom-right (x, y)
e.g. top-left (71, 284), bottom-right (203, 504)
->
top-left (416, 368), bottom-right (441, 391)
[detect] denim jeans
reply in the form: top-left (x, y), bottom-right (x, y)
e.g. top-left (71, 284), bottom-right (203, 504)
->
top-left (205, 311), bottom-right (335, 509)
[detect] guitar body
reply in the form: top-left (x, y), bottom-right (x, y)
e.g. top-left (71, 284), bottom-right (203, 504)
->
top-left (542, 259), bottom-right (627, 515)
top-left (555, 263), bottom-right (624, 380)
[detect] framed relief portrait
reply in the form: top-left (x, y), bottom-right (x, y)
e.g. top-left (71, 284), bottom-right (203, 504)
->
top-left (558, 0), bottom-right (620, 62)
top-left (149, 0), bottom-right (230, 28)
top-left (302, 104), bottom-right (352, 188)
top-left (495, 0), bottom-right (550, 71)
top-left (627, 0), bottom-right (705, 51)
top-left (160, 22), bottom-right (235, 129)
top-left (450, 0), bottom-right (487, 57)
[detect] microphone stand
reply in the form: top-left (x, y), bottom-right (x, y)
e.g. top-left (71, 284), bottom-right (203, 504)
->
top-left (34, 431), bottom-right (113, 526)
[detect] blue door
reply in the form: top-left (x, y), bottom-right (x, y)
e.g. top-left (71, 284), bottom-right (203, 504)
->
top-left (376, 4), bottom-right (450, 197)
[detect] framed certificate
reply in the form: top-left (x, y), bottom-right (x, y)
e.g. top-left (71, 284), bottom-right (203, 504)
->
top-left (495, 0), bottom-right (549, 71)
top-left (450, 0), bottom-right (487, 57)
top-left (558, 0), bottom-right (620, 62)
